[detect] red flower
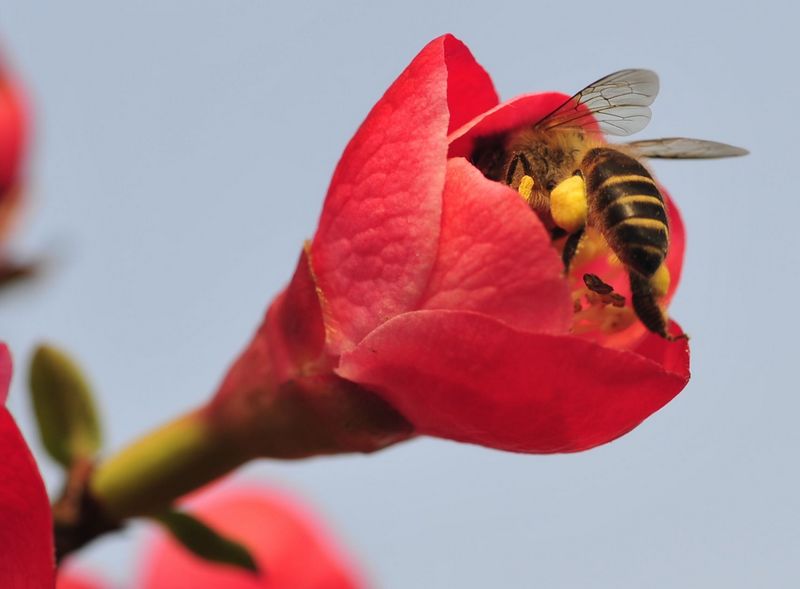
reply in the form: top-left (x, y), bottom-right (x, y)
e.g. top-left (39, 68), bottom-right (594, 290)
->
top-left (0, 58), bottom-right (26, 241)
top-left (211, 35), bottom-right (689, 455)
top-left (0, 344), bottom-right (55, 588)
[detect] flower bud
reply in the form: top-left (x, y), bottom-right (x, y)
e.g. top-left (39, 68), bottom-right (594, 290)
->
top-left (0, 59), bottom-right (27, 240)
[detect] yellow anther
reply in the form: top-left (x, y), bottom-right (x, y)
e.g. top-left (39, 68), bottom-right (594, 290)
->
top-left (650, 263), bottom-right (671, 298)
top-left (517, 175), bottom-right (534, 202)
top-left (571, 304), bottom-right (636, 336)
top-left (550, 175), bottom-right (587, 233)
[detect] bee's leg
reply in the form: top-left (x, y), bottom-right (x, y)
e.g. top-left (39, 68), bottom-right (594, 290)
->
top-left (629, 271), bottom-right (687, 341)
top-left (562, 228), bottom-right (585, 271)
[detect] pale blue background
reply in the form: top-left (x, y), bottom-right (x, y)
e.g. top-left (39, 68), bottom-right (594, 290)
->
top-left (0, 2), bottom-right (795, 587)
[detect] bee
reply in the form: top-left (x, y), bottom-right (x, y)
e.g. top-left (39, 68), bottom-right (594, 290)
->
top-left (471, 69), bottom-right (747, 340)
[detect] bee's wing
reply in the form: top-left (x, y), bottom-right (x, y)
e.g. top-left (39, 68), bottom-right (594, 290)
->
top-left (536, 69), bottom-right (659, 136)
top-left (625, 137), bottom-right (749, 159)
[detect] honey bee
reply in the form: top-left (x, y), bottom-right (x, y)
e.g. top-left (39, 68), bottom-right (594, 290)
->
top-left (471, 69), bottom-right (747, 340)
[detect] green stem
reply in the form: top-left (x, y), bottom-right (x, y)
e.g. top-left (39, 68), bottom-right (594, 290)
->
top-left (60, 365), bottom-right (411, 559)
top-left (90, 408), bottom-right (251, 520)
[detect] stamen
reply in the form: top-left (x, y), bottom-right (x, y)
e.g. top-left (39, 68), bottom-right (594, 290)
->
top-left (572, 303), bottom-right (636, 335)
top-left (563, 229), bottom-right (637, 337)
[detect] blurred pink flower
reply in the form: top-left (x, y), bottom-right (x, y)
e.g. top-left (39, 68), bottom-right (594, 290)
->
top-left (59, 485), bottom-right (365, 589)
top-left (140, 486), bottom-right (365, 589)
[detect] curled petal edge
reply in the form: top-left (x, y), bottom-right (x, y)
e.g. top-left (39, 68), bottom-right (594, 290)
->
top-left (337, 309), bottom-right (689, 454)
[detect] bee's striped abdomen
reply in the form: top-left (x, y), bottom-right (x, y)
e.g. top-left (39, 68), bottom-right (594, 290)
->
top-left (583, 147), bottom-right (668, 277)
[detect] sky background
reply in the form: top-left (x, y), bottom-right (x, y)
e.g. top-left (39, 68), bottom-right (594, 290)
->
top-left (0, 1), bottom-right (796, 587)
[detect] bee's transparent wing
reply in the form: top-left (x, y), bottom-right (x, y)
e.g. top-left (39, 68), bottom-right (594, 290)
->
top-left (536, 69), bottom-right (659, 136)
top-left (626, 137), bottom-right (749, 159)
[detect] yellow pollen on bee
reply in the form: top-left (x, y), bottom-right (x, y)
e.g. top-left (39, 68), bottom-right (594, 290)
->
top-left (517, 175), bottom-right (534, 202)
top-left (650, 263), bottom-right (671, 298)
top-left (550, 175), bottom-right (587, 233)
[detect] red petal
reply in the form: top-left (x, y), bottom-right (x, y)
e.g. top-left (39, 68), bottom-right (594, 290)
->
top-left (338, 310), bottom-right (689, 453)
top-left (633, 319), bottom-right (690, 378)
top-left (418, 158), bottom-right (572, 333)
top-left (0, 407), bottom-right (55, 588)
top-left (140, 486), bottom-right (364, 589)
top-left (311, 36), bottom-right (494, 354)
top-left (448, 92), bottom-right (570, 158)
top-left (440, 36), bottom-right (498, 133)
top-left (663, 188), bottom-right (685, 301)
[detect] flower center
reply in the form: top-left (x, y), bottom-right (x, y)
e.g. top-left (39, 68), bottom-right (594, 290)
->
top-left (564, 228), bottom-right (638, 336)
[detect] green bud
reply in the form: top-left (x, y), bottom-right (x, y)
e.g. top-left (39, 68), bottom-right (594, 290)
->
top-left (29, 344), bottom-right (103, 468)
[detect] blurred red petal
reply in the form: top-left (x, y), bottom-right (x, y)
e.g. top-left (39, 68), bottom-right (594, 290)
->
top-left (418, 158), bottom-right (572, 333)
top-left (0, 65), bottom-right (25, 192)
top-left (57, 570), bottom-right (107, 589)
top-left (0, 345), bottom-right (55, 588)
top-left (140, 486), bottom-right (364, 589)
top-left (311, 35), bottom-right (493, 354)
top-left (0, 408), bottom-right (55, 588)
top-left (0, 60), bottom-right (27, 243)
top-left (338, 310), bottom-right (689, 453)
